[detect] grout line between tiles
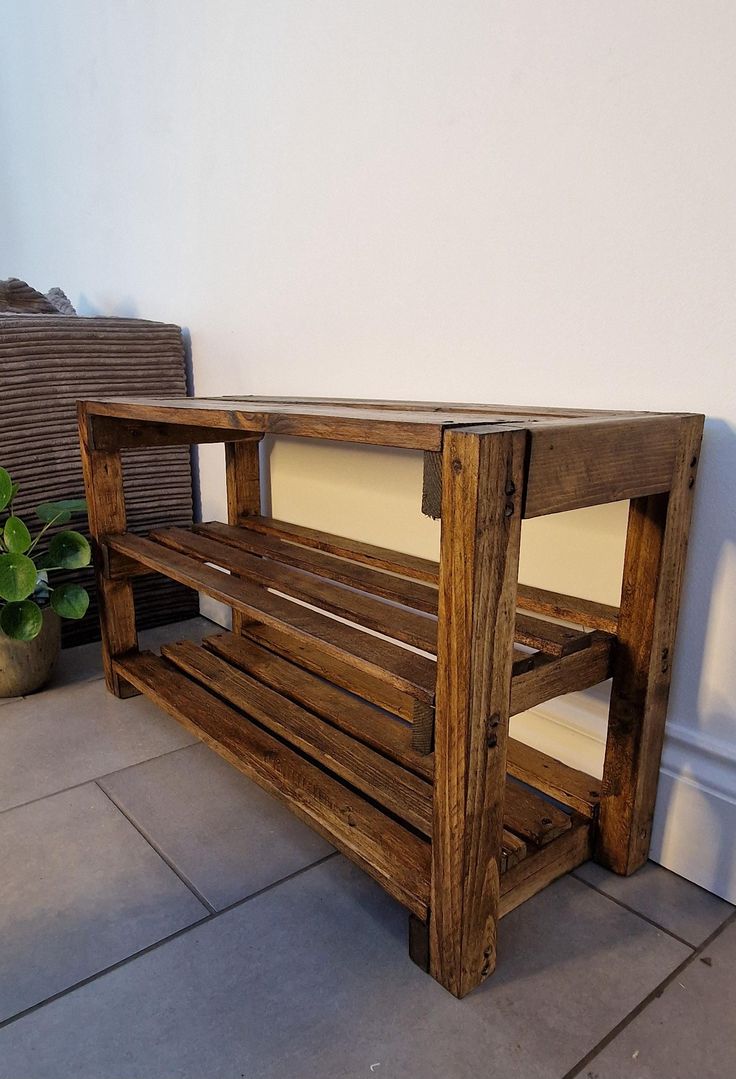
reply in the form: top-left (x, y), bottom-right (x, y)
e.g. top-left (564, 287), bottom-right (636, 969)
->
top-left (94, 781), bottom-right (217, 915)
top-left (0, 850), bottom-right (338, 1034)
top-left (571, 872), bottom-right (698, 949)
top-left (560, 906), bottom-right (736, 1079)
top-left (0, 742), bottom-right (199, 819)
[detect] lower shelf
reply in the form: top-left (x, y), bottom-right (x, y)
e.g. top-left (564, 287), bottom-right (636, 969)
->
top-left (114, 638), bottom-right (595, 923)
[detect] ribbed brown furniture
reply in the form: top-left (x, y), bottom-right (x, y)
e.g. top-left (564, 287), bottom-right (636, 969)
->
top-left (77, 396), bottom-right (703, 998)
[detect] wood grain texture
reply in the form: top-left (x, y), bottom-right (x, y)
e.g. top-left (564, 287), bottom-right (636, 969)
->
top-left (506, 739), bottom-right (601, 819)
top-left (597, 415), bottom-right (704, 874)
top-left (509, 632), bottom-right (614, 717)
top-left (503, 781), bottom-right (572, 846)
top-left (204, 631), bottom-right (433, 780)
top-left (224, 439), bottom-right (262, 634)
top-left (516, 584), bottom-right (619, 634)
top-left (429, 427), bottom-right (528, 998)
top-left (499, 816), bottom-right (593, 917)
top-left (162, 639), bottom-right (433, 835)
top-left (115, 650), bottom-right (431, 917)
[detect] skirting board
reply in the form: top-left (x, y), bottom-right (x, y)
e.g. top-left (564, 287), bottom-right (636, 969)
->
top-left (200, 595), bottom-right (736, 904)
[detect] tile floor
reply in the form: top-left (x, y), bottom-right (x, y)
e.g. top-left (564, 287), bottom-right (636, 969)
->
top-left (0, 617), bottom-right (733, 1079)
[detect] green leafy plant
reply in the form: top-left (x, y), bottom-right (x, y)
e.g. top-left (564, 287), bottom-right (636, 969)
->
top-left (0, 466), bottom-right (90, 641)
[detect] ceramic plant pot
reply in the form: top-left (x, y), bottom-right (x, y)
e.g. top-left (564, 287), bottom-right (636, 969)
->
top-left (0, 608), bottom-right (61, 697)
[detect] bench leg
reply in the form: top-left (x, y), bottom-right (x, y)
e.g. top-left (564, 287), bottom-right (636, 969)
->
top-left (597, 416), bottom-right (703, 875)
top-left (78, 405), bottom-right (138, 698)
top-left (427, 428), bottom-right (527, 998)
top-left (225, 439), bottom-right (262, 634)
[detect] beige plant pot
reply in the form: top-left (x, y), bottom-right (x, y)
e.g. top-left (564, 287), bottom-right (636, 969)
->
top-left (0, 608), bottom-right (61, 698)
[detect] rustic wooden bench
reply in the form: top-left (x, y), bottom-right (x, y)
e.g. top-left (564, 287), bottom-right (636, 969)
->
top-left (77, 396), bottom-right (703, 998)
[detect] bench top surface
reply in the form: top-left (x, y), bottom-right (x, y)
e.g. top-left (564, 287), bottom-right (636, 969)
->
top-left (80, 395), bottom-right (693, 451)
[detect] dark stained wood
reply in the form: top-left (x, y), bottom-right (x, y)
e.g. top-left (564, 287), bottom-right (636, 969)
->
top-left (517, 583), bottom-right (619, 634)
top-left (104, 532), bottom-right (437, 706)
top-left (150, 526), bottom-right (438, 653)
top-left (510, 632), bottom-right (614, 717)
top-left (225, 439), bottom-right (262, 634)
top-left (501, 831), bottom-right (528, 872)
top-left (524, 416), bottom-right (682, 517)
top-left (115, 650), bottom-right (431, 917)
top-left (162, 640), bottom-right (433, 835)
top-left (194, 520), bottom-right (439, 613)
top-left (429, 428), bottom-right (528, 998)
top-left (500, 815), bottom-right (593, 917)
top-left (513, 614), bottom-right (593, 657)
top-left (597, 415), bottom-right (704, 874)
top-left (506, 740), bottom-right (601, 819)
top-left (236, 514), bottom-right (440, 583)
top-left (503, 781), bottom-right (572, 846)
top-left (204, 632), bottom-right (433, 780)
top-left (90, 415), bottom-right (263, 450)
top-left (77, 403), bottom-right (138, 697)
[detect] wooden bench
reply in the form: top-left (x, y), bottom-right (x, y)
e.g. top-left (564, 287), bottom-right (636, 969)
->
top-left (77, 396), bottom-right (703, 998)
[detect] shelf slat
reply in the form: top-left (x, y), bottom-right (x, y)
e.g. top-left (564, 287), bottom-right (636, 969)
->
top-left (104, 533), bottom-right (437, 710)
top-left (204, 632), bottom-right (433, 781)
top-left (503, 780), bottom-right (572, 846)
top-left (162, 639), bottom-right (433, 835)
top-left (114, 650), bottom-right (431, 918)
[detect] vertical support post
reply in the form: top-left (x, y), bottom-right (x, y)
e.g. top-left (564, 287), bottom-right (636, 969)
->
top-left (428, 427), bottom-right (528, 998)
top-left (225, 438), bottom-right (263, 633)
top-left (77, 405), bottom-right (138, 698)
top-left (597, 416), bottom-right (703, 875)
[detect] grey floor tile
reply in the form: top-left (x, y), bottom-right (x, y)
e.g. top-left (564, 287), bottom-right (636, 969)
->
top-left (574, 859), bottom-right (733, 945)
top-left (583, 914), bottom-right (736, 1078)
top-left (0, 679), bottom-right (197, 812)
top-left (100, 743), bottom-right (333, 910)
top-left (0, 783), bottom-right (206, 1023)
top-left (0, 859), bottom-right (690, 1079)
top-left (42, 617), bottom-right (217, 692)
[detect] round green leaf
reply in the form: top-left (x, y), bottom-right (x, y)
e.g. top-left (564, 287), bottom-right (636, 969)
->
top-left (4, 516), bottom-right (32, 554)
top-left (36, 499), bottom-right (87, 524)
top-left (48, 530), bottom-right (91, 569)
top-left (0, 553), bottom-right (37, 601)
top-left (51, 583), bottom-right (90, 620)
top-left (0, 468), bottom-right (12, 513)
top-left (0, 599), bottom-right (43, 640)
top-left (36, 503), bottom-right (71, 525)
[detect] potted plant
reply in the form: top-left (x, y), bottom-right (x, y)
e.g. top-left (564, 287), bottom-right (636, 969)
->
top-left (0, 465), bottom-right (91, 697)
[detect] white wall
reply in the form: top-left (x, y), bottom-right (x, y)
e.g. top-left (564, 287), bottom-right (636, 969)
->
top-left (2, 1), bottom-right (735, 898)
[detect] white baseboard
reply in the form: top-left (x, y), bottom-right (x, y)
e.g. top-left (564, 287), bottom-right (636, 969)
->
top-left (513, 686), bottom-right (736, 904)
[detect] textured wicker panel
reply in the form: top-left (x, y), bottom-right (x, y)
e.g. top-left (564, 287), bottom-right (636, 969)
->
top-left (0, 315), bottom-right (198, 645)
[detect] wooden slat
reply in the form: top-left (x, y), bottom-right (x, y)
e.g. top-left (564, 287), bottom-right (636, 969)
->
top-left (162, 640), bottom-right (433, 835)
top-left (524, 416), bottom-right (681, 517)
top-left (194, 520), bottom-right (439, 613)
top-left (236, 515), bottom-right (440, 583)
top-left (104, 532), bottom-right (437, 707)
top-left (499, 815), bottom-right (593, 917)
top-left (501, 831), bottom-right (528, 872)
top-left (205, 632), bottom-right (433, 780)
top-left (506, 740), bottom-right (601, 819)
top-left (503, 781), bottom-right (572, 846)
top-left (517, 583), bottom-right (619, 634)
top-left (150, 526), bottom-right (438, 653)
top-left (225, 439), bottom-right (262, 635)
top-left (514, 613), bottom-right (593, 657)
top-left (510, 632), bottom-right (614, 717)
top-left (114, 650), bottom-right (430, 918)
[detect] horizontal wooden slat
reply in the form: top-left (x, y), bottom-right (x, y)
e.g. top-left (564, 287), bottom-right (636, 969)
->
top-left (162, 639), bottom-right (433, 835)
top-left (510, 632), bottom-right (614, 717)
top-left (150, 526), bottom-right (437, 653)
top-left (506, 740), bottom-right (601, 818)
top-left (517, 584), bottom-right (619, 634)
top-left (114, 650), bottom-right (430, 917)
top-left (503, 781), bottom-right (572, 846)
top-left (205, 632), bottom-right (433, 781)
top-left (194, 521), bottom-right (439, 613)
top-left (514, 614), bottom-right (593, 657)
top-left (501, 831), bottom-right (528, 872)
top-left (500, 816), bottom-right (593, 917)
top-left (104, 533), bottom-right (437, 708)
top-left (236, 515), bottom-right (440, 583)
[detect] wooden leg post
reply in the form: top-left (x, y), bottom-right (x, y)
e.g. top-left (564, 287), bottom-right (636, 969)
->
top-left (225, 438), bottom-right (263, 634)
top-left (427, 428), bottom-right (528, 998)
top-left (597, 416), bottom-right (703, 875)
top-left (77, 405), bottom-right (138, 697)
